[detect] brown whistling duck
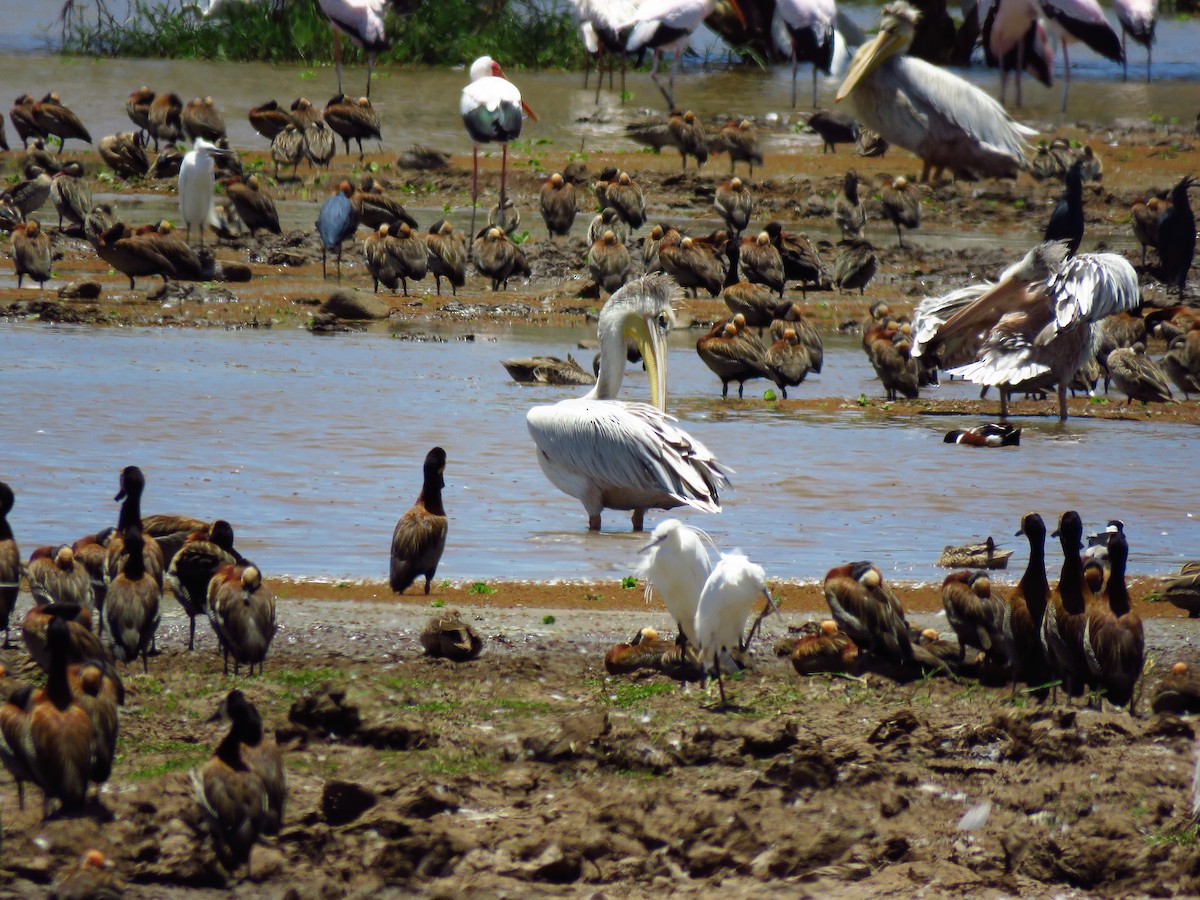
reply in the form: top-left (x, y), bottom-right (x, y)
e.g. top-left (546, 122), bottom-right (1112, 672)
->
top-left (13, 219), bottom-right (51, 288)
top-left (1042, 511), bottom-right (1094, 700)
top-left (193, 690), bottom-right (283, 876)
top-left (420, 608), bottom-right (484, 661)
top-left (588, 229), bottom-right (632, 296)
top-left (126, 86), bottom-right (154, 133)
top-left (97, 131), bottom-right (150, 180)
top-left (322, 94), bottom-right (381, 159)
top-left (764, 222), bottom-right (827, 295)
top-left (666, 109), bottom-right (707, 170)
top-left (1, 616), bottom-right (94, 817)
top-left (660, 235), bottom-right (728, 298)
top-left (147, 92), bottom-right (183, 150)
top-left (166, 520), bottom-right (243, 651)
top-left (764, 328), bottom-right (813, 398)
top-left (1162, 559), bottom-right (1200, 618)
top-left (835, 169), bottom-right (866, 240)
top-left (539, 172), bottom-right (577, 239)
top-left (270, 124), bottom-right (304, 180)
top-left (25, 544), bottom-right (94, 611)
top-left (604, 626), bottom-right (677, 675)
top-left (472, 226), bottom-right (529, 291)
top-left (787, 620), bottom-right (860, 675)
top-left (70, 657), bottom-right (122, 796)
top-left (182, 96), bottom-right (226, 142)
top-left (225, 175), bottom-right (282, 237)
top-left (718, 119), bottom-right (763, 176)
top-left (426, 219), bottom-right (467, 296)
top-left (1107, 343), bottom-right (1174, 405)
top-left (50, 849), bottom-right (124, 898)
top-left (941, 570), bottom-right (1007, 667)
top-left (354, 177), bottom-right (418, 231)
top-left (1003, 513), bottom-right (1051, 696)
top-left (10, 94), bottom-right (43, 147)
top-left (696, 315), bottom-right (772, 398)
top-left (739, 231), bottom-right (786, 297)
top-left (714, 177), bottom-right (753, 235)
top-left (208, 563), bottom-right (276, 676)
top-left (51, 161), bottom-right (92, 232)
top-left (0, 483), bottom-right (19, 648)
top-left (605, 172), bottom-right (646, 230)
top-left (104, 466), bottom-right (165, 589)
top-left (1082, 532), bottom-right (1143, 711)
top-left (1163, 332), bottom-right (1200, 399)
top-left (881, 175), bottom-right (920, 247)
top-left (32, 93), bottom-right (92, 153)
top-left (823, 561), bottom-right (913, 665)
top-left (248, 99), bottom-right (291, 141)
top-left (833, 238), bottom-right (877, 295)
top-left (722, 281), bottom-right (776, 331)
top-left (22, 602), bottom-right (106, 674)
top-left (390, 447), bottom-right (448, 595)
top-left (771, 301), bottom-right (825, 372)
top-left (587, 207), bottom-right (630, 249)
top-left (105, 528), bottom-right (161, 673)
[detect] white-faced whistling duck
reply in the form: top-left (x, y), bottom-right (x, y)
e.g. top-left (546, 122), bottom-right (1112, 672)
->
top-left (390, 447), bottom-right (448, 595)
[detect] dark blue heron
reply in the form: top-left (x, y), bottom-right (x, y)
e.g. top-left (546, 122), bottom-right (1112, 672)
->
top-left (316, 181), bottom-right (360, 281)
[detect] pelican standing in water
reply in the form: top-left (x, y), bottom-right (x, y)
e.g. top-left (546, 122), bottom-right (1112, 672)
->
top-left (527, 274), bottom-right (731, 532)
top-left (836, 1), bottom-right (1033, 182)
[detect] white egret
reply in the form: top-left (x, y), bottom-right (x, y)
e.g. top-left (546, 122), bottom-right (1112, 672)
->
top-left (178, 138), bottom-right (230, 248)
top-left (693, 553), bottom-right (777, 707)
top-left (836, 1), bottom-right (1033, 182)
top-left (636, 518), bottom-right (713, 646)
top-left (527, 274), bottom-right (730, 532)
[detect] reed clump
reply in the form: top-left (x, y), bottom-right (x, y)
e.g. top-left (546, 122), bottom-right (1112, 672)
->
top-left (60, 0), bottom-right (587, 69)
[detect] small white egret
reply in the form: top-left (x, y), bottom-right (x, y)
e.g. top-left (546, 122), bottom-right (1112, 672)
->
top-left (636, 518), bottom-right (713, 647)
top-left (693, 553), bottom-right (778, 707)
top-left (178, 138), bottom-right (230, 248)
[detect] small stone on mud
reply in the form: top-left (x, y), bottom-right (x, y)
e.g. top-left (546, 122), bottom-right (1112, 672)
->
top-left (1144, 713), bottom-right (1195, 740)
top-left (289, 683), bottom-right (361, 736)
top-left (58, 280), bottom-right (102, 299)
top-left (319, 289), bottom-right (390, 320)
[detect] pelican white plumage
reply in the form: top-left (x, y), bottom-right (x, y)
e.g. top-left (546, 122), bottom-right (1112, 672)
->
top-left (527, 273), bottom-right (731, 532)
top-left (624, 0), bottom-right (745, 108)
top-left (911, 241), bottom-right (1141, 420)
top-left (771, 0), bottom-right (838, 108)
top-left (637, 518), bottom-right (713, 646)
top-left (836, 1), bottom-right (1034, 182)
top-left (693, 553), bottom-right (777, 707)
top-left (178, 138), bottom-right (230, 248)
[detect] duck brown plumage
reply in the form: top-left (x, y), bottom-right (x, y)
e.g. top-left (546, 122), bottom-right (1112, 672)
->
top-left (764, 328), bottom-right (813, 399)
top-left (193, 690), bottom-right (280, 875)
top-left (1082, 532), bottom-right (1143, 710)
top-left (105, 528), bottom-right (161, 674)
top-left (104, 466), bottom-right (165, 589)
top-left (32, 93), bottom-right (92, 153)
top-left (0, 482), bottom-right (17, 648)
top-left (10, 94), bottom-right (43, 146)
top-left (539, 172), bottom-right (576, 239)
top-left (717, 119), bottom-right (763, 176)
top-left (472, 226), bottom-right (527, 291)
top-left (740, 231), bottom-right (786, 296)
top-left (182, 96), bottom-right (227, 142)
top-left (786, 620), bottom-right (860, 675)
top-left (941, 570), bottom-right (1007, 667)
top-left (166, 520), bottom-right (243, 651)
top-left (833, 239), bottom-right (877, 295)
top-left (22, 602), bottom-right (107, 675)
top-left (881, 175), bottom-right (921, 247)
top-left (696, 315), bottom-right (772, 398)
top-left (420, 608), bottom-right (483, 661)
top-left (97, 131), bottom-right (150, 180)
top-left (93, 222), bottom-right (175, 290)
top-left (605, 172), bottom-right (646, 230)
top-left (426, 219), bottom-right (466, 296)
top-left (248, 99), bottom-right (291, 141)
top-left (126, 86), bottom-right (154, 134)
top-left (835, 169), bottom-right (866, 240)
top-left (770, 301), bottom-right (824, 372)
top-left (323, 94), bottom-right (381, 159)
top-left (25, 545), bottom-right (94, 611)
top-left (667, 110), bottom-right (708, 170)
top-left (1107, 342), bottom-right (1173, 405)
top-left (13, 219), bottom-right (51, 289)
top-left (225, 175), bottom-right (281, 237)
top-left (713, 177), bottom-right (753, 235)
top-left (391, 447), bottom-right (449, 595)
top-left (1042, 511), bottom-right (1095, 700)
top-left (208, 564), bottom-right (276, 676)
top-left (823, 561), bottom-right (913, 665)
top-left (147, 92), bottom-right (183, 150)
top-left (270, 124), bottom-right (304, 180)
top-left (588, 229), bottom-right (632, 296)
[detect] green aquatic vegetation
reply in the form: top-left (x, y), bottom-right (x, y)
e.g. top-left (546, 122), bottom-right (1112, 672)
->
top-left (62, 0), bottom-right (588, 70)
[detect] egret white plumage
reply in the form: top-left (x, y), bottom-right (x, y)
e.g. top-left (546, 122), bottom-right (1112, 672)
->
top-left (526, 273), bottom-right (731, 532)
top-left (461, 56), bottom-right (537, 239)
top-left (636, 518), bottom-right (713, 646)
top-left (771, 0), bottom-right (837, 108)
top-left (178, 138), bottom-right (231, 248)
top-left (1040, 0), bottom-right (1123, 112)
top-left (693, 553), bottom-right (777, 707)
top-left (1113, 0), bottom-right (1156, 82)
top-left (836, 1), bottom-right (1033, 182)
top-left (911, 241), bottom-right (1141, 420)
top-left (316, 0), bottom-right (396, 99)
top-left (624, 0), bottom-right (746, 108)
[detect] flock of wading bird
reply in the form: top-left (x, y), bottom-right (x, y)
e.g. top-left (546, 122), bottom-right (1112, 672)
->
top-left (0, 4), bottom-right (1197, 416)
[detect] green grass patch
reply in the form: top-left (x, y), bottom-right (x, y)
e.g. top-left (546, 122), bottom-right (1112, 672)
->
top-left (1146, 824), bottom-right (1200, 846)
top-left (469, 582), bottom-right (495, 595)
top-left (493, 697), bottom-right (553, 714)
top-left (265, 666), bottom-right (345, 690)
top-left (422, 751), bottom-right (503, 776)
top-left (608, 682), bottom-right (675, 709)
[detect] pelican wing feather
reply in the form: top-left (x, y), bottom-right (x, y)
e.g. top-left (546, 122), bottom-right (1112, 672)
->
top-left (527, 399), bottom-right (730, 514)
top-left (1046, 251), bottom-right (1141, 336)
top-left (911, 283), bottom-right (991, 363)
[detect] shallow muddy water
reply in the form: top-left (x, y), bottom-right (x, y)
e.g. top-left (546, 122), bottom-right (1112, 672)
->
top-left (2, 321), bottom-right (1196, 583)
top-left (0, 5), bottom-right (1198, 161)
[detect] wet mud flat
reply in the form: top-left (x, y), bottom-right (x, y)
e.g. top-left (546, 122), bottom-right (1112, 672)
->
top-left (2, 580), bottom-right (1200, 898)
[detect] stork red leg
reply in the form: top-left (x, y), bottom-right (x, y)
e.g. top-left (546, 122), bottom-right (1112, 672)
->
top-left (470, 145), bottom-right (479, 238)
